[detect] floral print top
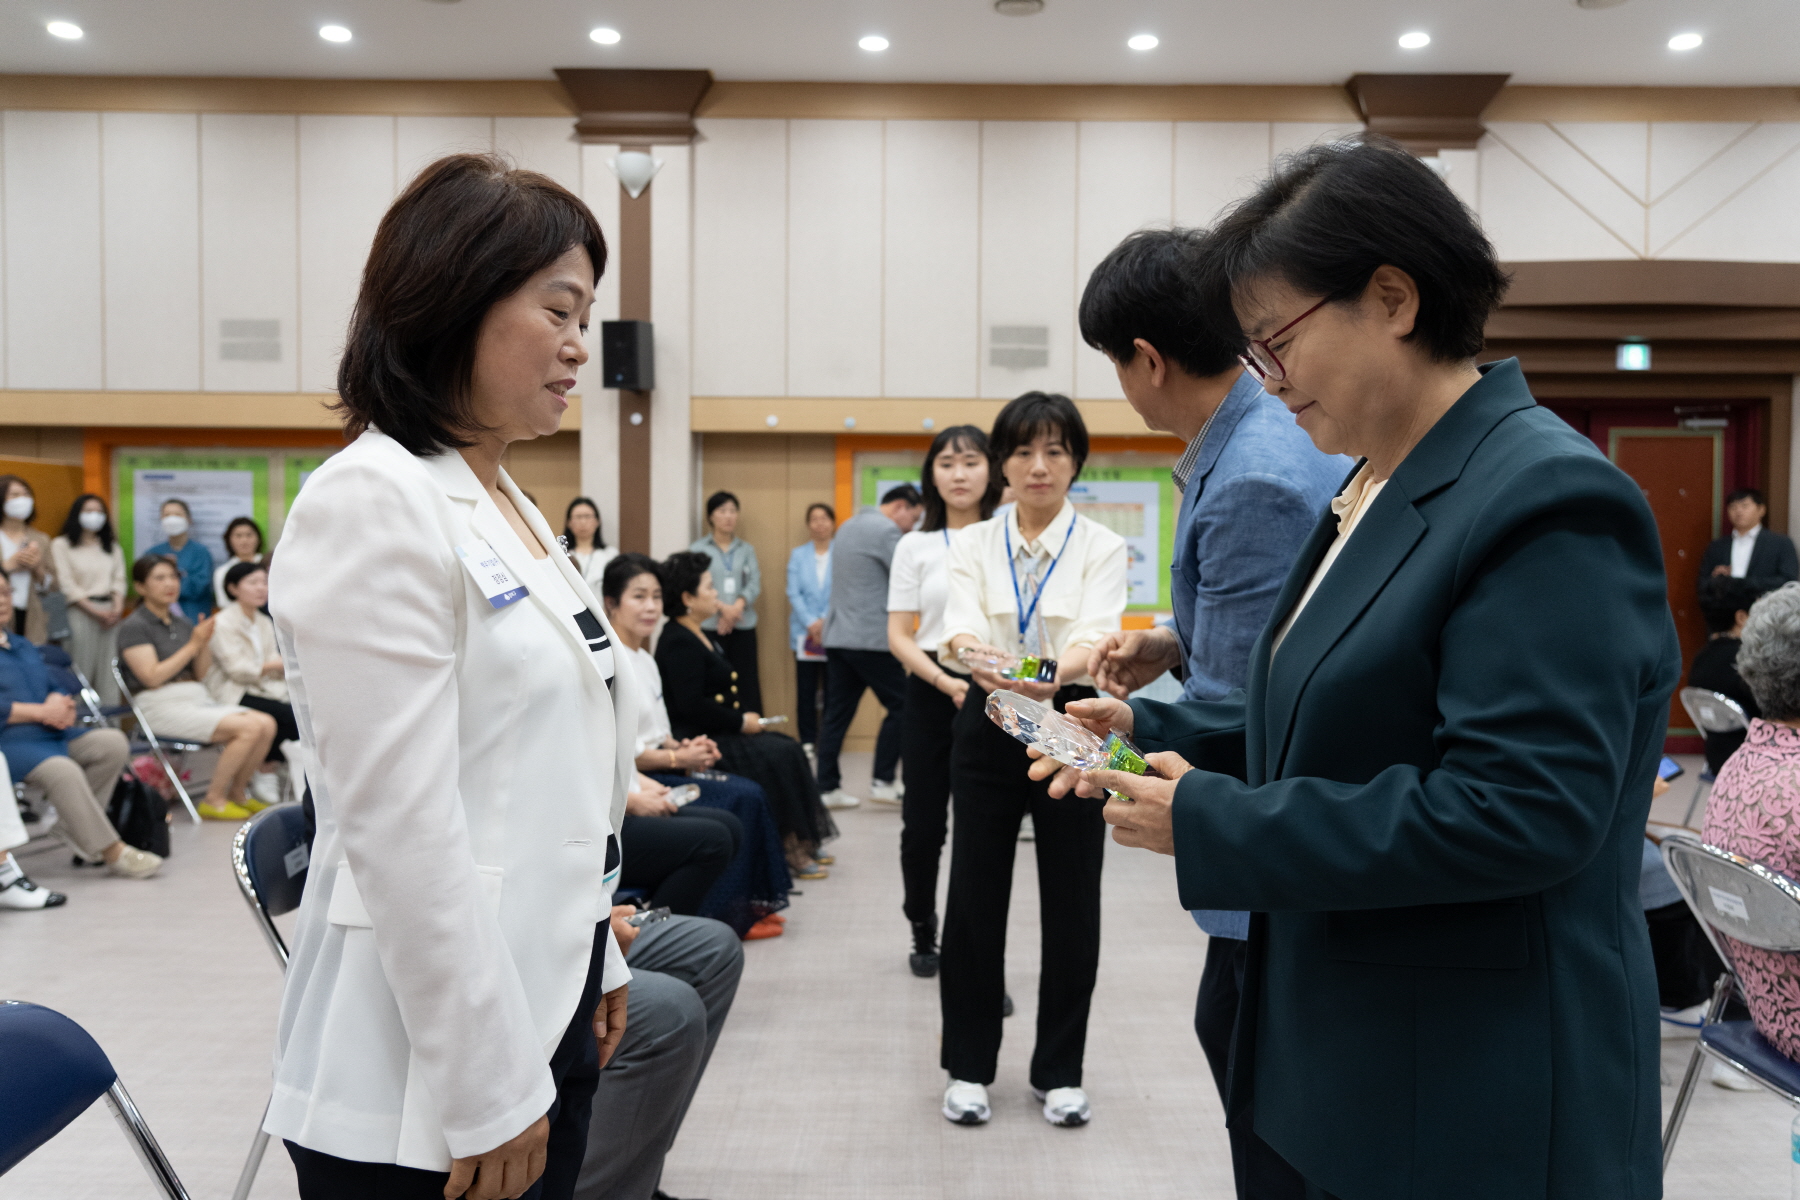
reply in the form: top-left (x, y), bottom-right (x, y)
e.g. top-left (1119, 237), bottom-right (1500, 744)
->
top-left (1700, 718), bottom-right (1800, 1060)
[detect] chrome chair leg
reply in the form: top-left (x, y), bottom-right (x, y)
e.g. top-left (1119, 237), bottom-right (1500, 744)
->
top-left (1662, 972), bottom-right (1733, 1171)
top-left (230, 1095), bottom-right (273, 1200)
top-left (103, 1079), bottom-right (192, 1200)
top-left (1680, 775), bottom-right (1712, 829)
top-left (153, 741), bottom-right (202, 824)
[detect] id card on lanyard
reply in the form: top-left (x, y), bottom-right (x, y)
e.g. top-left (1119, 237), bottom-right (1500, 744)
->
top-left (1006, 517), bottom-right (1076, 654)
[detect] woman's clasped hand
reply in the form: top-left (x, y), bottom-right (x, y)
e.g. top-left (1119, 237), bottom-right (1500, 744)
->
top-left (1021, 696), bottom-right (1192, 855)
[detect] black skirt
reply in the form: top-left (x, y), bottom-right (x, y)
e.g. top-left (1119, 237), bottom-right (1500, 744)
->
top-left (711, 729), bottom-right (836, 848)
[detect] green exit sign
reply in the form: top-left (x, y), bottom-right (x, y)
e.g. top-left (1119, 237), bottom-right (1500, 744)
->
top-left (1616, 343), bottom-right (1652, 371)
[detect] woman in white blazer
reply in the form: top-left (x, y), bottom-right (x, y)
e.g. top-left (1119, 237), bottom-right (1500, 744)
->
top-left (267, 153), bottom-right (639, 1200)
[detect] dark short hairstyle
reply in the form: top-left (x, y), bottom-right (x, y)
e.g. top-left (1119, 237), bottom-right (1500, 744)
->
top-left (659, 551), bottom-right (713, 618)
top-left (804, 502), bottom-right (835, 524)
top-left (1079, 227), bottom-right (1241, 379)
top-left (223, 516), bottom-right (264, 556)
top-left (564, 496), bottom-right (605, 551)
top-left (222, 559), bottom-right (267, 601)
top-left (159, 497), bottom-right (191, 518)
top-left (1727, 487), bottom-right (1767, 509)
top-left (1698, 575), bottom-right (1764, 634)
top-left (704, 491), bottom-right (740, 522)
top-left (990, 392), bottom-right (1090, 481)
top-left (60, 494), bottom-right (114, 554)
top-left (335, 153), bottom-right (607, 457)
top-left (1202, 134), bottom-right (1508, 363)
top-left (131, 553), bottom-right (178, 588)
top-left (919, 425), bottom-right (1003, 533)
top-left (881, 483), bottom-right (924, 510)
top-left (601, 552), bottom-right (661, 605)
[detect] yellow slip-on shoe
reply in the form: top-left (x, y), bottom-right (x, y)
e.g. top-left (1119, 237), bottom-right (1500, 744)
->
top-left (198, 801), bottom-right (253, 821)
top-left (236, 797), bottom-right (274, 815)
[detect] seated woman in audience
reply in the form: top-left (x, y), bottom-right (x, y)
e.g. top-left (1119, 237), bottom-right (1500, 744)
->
top-left (206, 561), bottom-right (299, 805)
top-left (617, 769), bottom-right (743, 920)
top-left (1702, 581), bottom-right (1800, 1064)
top-left (1691, 574), bottom-right (1765, 773)
top-left (603, 552), bottom-right (793, 936)
top-left (117, 554), bottom-right (277, 820)
top-left (211, 516), bottom-right (266, 610)
top-left (0, 583), bottom-right (161, 885)
top-left (563, 496), bottom-right (617, 594)
top-left (656, 550), bottom-right (835, 879)
top-left (51, 493), bottom-right (126, 705)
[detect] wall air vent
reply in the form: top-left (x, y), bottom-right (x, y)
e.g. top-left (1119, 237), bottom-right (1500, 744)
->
top-left (220, 319), bottom-right (281, 362)
top-left (990, 324), bottom-right (1048, 370)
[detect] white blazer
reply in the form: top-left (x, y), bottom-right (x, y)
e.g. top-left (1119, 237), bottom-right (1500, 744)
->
top-left (265, 430), bottom-right (640, 1170)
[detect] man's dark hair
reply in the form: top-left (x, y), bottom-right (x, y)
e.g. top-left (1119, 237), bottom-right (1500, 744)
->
top-left (660, 551), bottom-right (714, 618)
top-left (918, 425), bottom-right (1003, 533)
top-left (1699, 575), bottom-right (1765, 634)
top-left (335, 153), bottom-right (607, 456)
top-left (1727, 487), bottom-right (1767, 509)
top-left (601, 552), bottom-right (661, 605)
top-left (990, 392), bottom-right (1089, 481)
top-left (222, 559), bottom-right (266, 601)
top-left (1201, 134), bottom-right (1508, 363)
top-left (1078, 227), bottom-right (1241, 378)
top-left (131, 553), bottom-right (178, 588)
top-left (60, 494), bottom-right (114, 554)
top-left (881, 483), bottom-right (924, 510)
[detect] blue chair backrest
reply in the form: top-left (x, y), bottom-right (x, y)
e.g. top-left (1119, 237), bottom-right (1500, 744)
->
top-left (0, 1001), bottom-right (117, 1175)
top-left (241, 805), bottom-right (311, 918)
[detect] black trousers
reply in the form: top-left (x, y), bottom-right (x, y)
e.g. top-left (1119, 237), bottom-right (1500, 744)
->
top-left (899, 672), bottom-right (956, 925)
top-left (716, 627), bottom-right (762, 714)
top-left (237, 692), bottom-right (300, 750)
top-left (794, 658), bottom-right (826, 744)
top-left (620, 808), bottom-right (743, 915)
top-left (814, 648), bottom-right (905, 792)
top-left (939, 684), bottom-right (1103, 1090)
top-left (286, 922), bottom-right (609, 1200)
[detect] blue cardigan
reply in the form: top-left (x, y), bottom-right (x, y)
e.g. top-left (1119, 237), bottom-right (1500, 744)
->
top-left (0, 635), bottom-right (87, 779)
top-left (785, 542), bottom-right (831, 650)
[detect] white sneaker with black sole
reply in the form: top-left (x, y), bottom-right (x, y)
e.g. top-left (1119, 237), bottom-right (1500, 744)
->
top-left (0, 856), bottom-right (66, 909)
top-left (820, 788), bottom-right (861, 810)
top-left (869, 779), bottom-right (903, 805)
top-left (1033, 1086), bottom-right (1090, 1127)
top-left (942, 1079), bottom-right (991, 1125)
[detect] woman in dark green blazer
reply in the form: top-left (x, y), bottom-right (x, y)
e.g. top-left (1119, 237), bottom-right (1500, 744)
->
top-left (1038, 138), bottom-right (1680, 1200)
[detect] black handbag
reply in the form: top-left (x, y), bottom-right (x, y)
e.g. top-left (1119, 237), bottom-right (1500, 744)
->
top-left (106, 772), bottom-right (171, 858)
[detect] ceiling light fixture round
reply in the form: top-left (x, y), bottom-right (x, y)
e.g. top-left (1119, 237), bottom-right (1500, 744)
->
top-left (46, 20), bottom-right (83, 39)
top-left (1127, 33), bottom-right (1159, 51)
top-left (1668, 32), bottom-right (1703, 50)
top-left (589, 27), bottom-right (621, 45)
top-left (319, 25), bottom-right (352, 43)
top-left (859, 35), bottom-right (889, 52)
top-left (1398, 31), bottom-right (1431, 49)
top-left (994, 0), bottom-right (1045, 13)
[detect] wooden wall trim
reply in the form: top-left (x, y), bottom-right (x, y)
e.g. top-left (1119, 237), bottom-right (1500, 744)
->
top-left (697, 81), bottom-right (1359, 122)
top-left (1488, 342), bottom-right (1800, 374)
top-left (1485, 85), bottom-right (1800, 123)
top-left (0, 74), bottom-right (576, 116)
top-left (1503, 260), bottom-right (1800, 309)
top-left (1488, 307), bottom-right (1800, 342)
top-left (690, 396), bottom-right (1174, 437)
top-left (0, 391), bottom-right (582, 430)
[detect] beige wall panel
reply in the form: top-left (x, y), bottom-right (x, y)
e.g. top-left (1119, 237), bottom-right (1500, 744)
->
top-left (578, 143), bottom-right (623, 542)
top-left (692, 119), bottom-right (788, 398)
top-left (200, 113), bottom-right (299, 392)
top-left (1649, 123), bottom-right (1757, 203)
top-left (1436, 148), bottom-right (1481, 214)
top-left (1173, 122), bottom-right (1271, 228)
top-left (883, 120), bottom-right (980, 401)
top-left (299, 115), bottom-right (395, 393)
top-left (787, 120), bottom-right (884, 398)
top-left (1482, 123), bottom-right (1644, 255)
top-left (397, 115), bottom-right (494, 189)
top-left (1074, 122), bottom-right (1175, 401)
top-left (494, 116), bottom-right (582, 196)
top-left (0, 427), bottom-right (84, 463)
top-left (1476, 133), bottom-right (1637, 262)
top-left (102, 112), bottom-right (201, 391)
top-left (1649, 123), bottom-right (1800, 259)
top-left (1657, 143), bottom-right (1800, 262)
top-left (1269, 122), bottom-right (1362, 159)
top-left (1554, 122), bottom-right (1650, 202)
top-left (650, 143), bottom-right (694, 556)
top-left (503, 431), bottom-right (581, 537)
top-left (979, 121), bottom-right (1077, 400)
top-left (3, 111), bottom-right (102, 390)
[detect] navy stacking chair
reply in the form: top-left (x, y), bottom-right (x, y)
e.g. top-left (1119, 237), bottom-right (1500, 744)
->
top-left (1660, 831), bottom-right (1800, 1170)
top-left (0, 1000), bottom-right (190, 1197)
top-left (229, 804), bottom-right (311, 1200)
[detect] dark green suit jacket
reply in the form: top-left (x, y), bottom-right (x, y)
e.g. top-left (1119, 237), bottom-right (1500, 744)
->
top-left (1132, 360), bottom-right (1679, 1200)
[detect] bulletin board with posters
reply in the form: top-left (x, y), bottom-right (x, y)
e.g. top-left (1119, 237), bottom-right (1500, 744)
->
top-left (115, 453), bottom-right (270, 572)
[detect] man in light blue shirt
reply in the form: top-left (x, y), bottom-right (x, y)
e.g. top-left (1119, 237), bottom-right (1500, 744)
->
top-left (1080, 229), bottom-right (1348, 1198)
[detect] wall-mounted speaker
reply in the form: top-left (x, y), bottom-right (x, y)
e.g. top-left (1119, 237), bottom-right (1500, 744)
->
top-left (602, 320), bottom-right (655, 390)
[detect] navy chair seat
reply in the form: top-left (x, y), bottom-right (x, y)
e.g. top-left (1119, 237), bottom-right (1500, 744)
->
top-left (0, 1001), bottom-right (116, 1175)
top-left (240, 805), bottom-right (311, 918)
top-left (1701, 1019), bottom-right (1800, 1095)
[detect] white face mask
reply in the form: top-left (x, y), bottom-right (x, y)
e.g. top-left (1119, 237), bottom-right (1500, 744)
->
top-left (160, 515), bottom-right (190, 538)
top-left (3, 496), bottom-right (33, 522)
top-left (78, 510), bottom-right (107, 532)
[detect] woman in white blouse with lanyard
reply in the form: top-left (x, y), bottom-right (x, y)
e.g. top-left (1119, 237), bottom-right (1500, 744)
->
top-left (268, 153), bottom-right (639, 1200)
top-left (937, 392), bottom-right (1127, 1130)
top-left (886, 426), bottom-right (1000, 979)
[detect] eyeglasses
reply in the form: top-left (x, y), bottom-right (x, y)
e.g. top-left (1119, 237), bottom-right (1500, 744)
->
top-left (1238, 298), bottom-right (1329, 383)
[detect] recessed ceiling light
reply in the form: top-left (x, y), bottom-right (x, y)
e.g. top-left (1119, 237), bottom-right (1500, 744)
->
top-left (859, 34), bottom-right (889, 52)
top-left (1127, 33), bottom-right (1159, 51)
top-left (589, 27), bottom-right (621, 45)
top-left (1668, 32), bottom-right (1702, 51)
top-left (319, 25), bottom-right (352, 43)
top-left (1398, 31), bottom-right (1431, 49)
top-left (46, 20), bottom-right (82, 39)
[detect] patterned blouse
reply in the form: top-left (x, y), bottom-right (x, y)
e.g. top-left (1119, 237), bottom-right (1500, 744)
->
top-left (1700, 718), bottom-right (1800, 1060)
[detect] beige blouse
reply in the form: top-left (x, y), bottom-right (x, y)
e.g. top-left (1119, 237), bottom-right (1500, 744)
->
top-left (51, 536), bottom-right (126, 601)
top-left (205, 602), bottom-right (288, 705)
top-left (1272, 463), bottom-right (1387, 656)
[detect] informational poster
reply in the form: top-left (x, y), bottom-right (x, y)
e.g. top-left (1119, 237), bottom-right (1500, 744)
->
top-left (115, 454), bottom-right (269, 574)
top-left (859, 464), bottom-right (922, 509)
top-left (1068, 468), bottom-right (1175, 610)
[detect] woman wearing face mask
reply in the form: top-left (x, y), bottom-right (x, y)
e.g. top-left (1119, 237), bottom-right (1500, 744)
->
top-left (0, 476), bottom-right (54, 642)
top-left (144, 498), bottom-right (216, 620)
top-left (885, 427), bottom-right (1001, 979)
top-left (206, 561), bottom-right (300, 806)
top-left (212, 516), bottom-right (266, 611)
top-left (51, 494), bottom-right (127, 705)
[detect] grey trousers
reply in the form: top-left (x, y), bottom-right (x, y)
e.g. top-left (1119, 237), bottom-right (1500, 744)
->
top-left (26, 728), bottom-right (128, 859)
top-left (575, 915), bottom-right (743, 1200)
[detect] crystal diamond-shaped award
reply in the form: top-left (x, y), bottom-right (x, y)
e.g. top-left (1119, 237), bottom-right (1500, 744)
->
top-left (984, 689), bottom-right (1151, 777)
top-left (958, 646), bottom-right (1059, 683)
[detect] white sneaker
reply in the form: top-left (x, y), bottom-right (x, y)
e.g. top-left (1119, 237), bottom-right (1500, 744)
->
top-left (1018, 814), bottom-right (1035, 842)
top-left (1710, 1061), bottom-right (1762, 1091)
top-left (249, 770), bottom-right (284, 805)
top-left (821, 788), bottom-right (861, 810)
top-left (869, 779), bottom-right (903, 804)
top-left (1660, 1003), bottom-right (1706, 1039)
top-left (1033, 1086), bottom-right (1090, 1127)
top-left (0, 858), bottom-right (66, 909)
top-left (942, 1079), bottom-right (990, 1125)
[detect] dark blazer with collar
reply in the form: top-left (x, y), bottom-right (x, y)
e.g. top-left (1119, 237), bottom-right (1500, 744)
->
top-left (1700, 527), bottom-right (1799, 592)
top-left (1130, 360), bottom-right (1680, 1200)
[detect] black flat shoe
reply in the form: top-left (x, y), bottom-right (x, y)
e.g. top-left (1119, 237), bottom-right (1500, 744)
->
top-left (910, 951), bottom-right (939, 978)
top-left (910, 916), bottom-right (939, 977)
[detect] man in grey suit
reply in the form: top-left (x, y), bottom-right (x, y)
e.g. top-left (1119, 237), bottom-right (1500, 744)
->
top-left (1078, 228), bottom-right (1348, 1199)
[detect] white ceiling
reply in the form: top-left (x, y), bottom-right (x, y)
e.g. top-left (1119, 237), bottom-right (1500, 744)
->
top-left (3, 0), bottom-right (1795, 87)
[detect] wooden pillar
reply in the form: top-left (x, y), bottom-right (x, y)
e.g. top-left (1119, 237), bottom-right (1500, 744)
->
top-left (616, 185), bottom-right (652, 555)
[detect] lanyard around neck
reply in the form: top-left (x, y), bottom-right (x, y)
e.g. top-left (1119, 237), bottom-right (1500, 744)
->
top-left (1005, 513), bottom-right (1076, 645)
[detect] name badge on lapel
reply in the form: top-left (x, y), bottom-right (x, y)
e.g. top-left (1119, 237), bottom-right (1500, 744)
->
top-left (456, 542), bottom-right (529, 609)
